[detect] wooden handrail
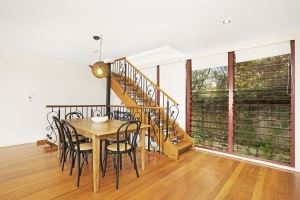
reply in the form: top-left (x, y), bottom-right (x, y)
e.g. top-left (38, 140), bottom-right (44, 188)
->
top-left (114, 56), bottom-right (127, 61)
top-left (46, 104), bottom-right (166, 110)
top-left (113, 57), bottom-right (179, 106)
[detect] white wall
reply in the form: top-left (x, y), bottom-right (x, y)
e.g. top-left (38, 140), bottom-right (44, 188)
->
top-left (192, 53), bottom-right (228, 70)
top-left (111, 90), bottom-right (121, 105)
top-left (138, 67), bottom-right (157, 84)
top-left (126, 32), bottom-right (300, 172)
top-left (0, 49), bottom-right (106, 147)
top-left (159, 61), bottom-right (186, 128)
top-left (128, 46), bottom-right (186, 68)
top-left (134, 62), bottom-right (187, 129)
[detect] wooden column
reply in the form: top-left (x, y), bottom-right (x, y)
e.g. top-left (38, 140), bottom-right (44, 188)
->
top-left (290, 40), bottom-right (295, 167)
top-left (227, 52), bottom-right (235, 153)
top-left (186, 59), bottom-right (192, 135)
top-left (106, 63), bottom-right (111, 114)
top-left (157, 65), bottom-right (160, 105)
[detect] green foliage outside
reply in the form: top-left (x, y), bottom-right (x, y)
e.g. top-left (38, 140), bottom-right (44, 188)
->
top-left (191, 54), bottom-right (291, 164)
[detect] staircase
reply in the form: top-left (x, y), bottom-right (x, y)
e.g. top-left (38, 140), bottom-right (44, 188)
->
top-left (110, 57), bottom-right (194, 159)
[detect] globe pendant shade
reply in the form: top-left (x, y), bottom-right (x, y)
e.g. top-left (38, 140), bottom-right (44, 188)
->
top-left (89, 61), bottom-right (108, 79)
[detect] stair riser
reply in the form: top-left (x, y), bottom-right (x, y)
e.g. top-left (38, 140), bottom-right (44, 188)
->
top-left (178, 144), bottom-right (192, 154)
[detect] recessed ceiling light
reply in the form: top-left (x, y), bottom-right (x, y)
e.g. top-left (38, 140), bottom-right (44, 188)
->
top-left (222, 19), bottom-right (231, 24)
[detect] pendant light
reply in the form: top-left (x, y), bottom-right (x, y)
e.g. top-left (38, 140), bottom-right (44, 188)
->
top-left (89, 35), bottom-right (108, 79)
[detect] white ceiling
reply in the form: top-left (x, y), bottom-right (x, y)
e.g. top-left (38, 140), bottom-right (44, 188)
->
top-left (0, 0), bottom-right (299, 64)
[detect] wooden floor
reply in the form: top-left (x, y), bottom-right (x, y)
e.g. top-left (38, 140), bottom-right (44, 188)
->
top-left (0, 144), bottom-right (300, 200)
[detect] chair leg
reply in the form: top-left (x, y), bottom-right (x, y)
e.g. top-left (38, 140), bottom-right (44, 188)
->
top-left (83, 152), bottom-right (89, 165)
top-left (116, 154), bottom-right (120, 189)
top-left (77, 152), bottom-right (81, 187)
top-left (132, 150), bottom-right (139, 178)
top-left (80, 152), bottom-right (89, 174)
top-left (70, 152), bottom-right (76, 176)
top-left (60, 145), bottom-right (64, 163)
top-left (103, 150), bottom-right (108, 177)
top-left (112, 154), bottom-right (116, 169)
top-left (120, 154), bottom-right (122, 170)
top-left (128, 152), bottom-right (133, 163)
top-left (62, 146), bottom-right (66, 171)
top-left (67, 148), bottom-right (72, 162)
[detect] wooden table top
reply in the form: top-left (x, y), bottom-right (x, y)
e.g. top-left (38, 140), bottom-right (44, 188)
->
top-left (67, 118), bottom-right (150, 138)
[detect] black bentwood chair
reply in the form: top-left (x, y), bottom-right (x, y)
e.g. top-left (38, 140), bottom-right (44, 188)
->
top-left (53, 116), bottom-right (87, 171)
top-left (65, 111), bottom-right (83, 119)
top-left (98, 112), bottom-right (132, 173)
top-left (102, 120), bottom-right (141, 189)
top-left (65, 111), bottom-right (90, 142)
top-left (61, 120), bottom-right (93, 187)
top-left (53, 116), bottom-right (68, 171)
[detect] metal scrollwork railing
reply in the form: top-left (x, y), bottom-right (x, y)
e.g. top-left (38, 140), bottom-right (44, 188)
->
top-left (46, 105), bottom-right (165, 153)
top-left (111, 57), bottom-right (180, 144)
top-left (168, 105), bottom-right (179, 133)
top-left (45, 110), bottom-right (59, 144)
top-left (148, 109), bottom-right (161, 151)
top-left (146, 84), bottom-right (156, 106)
top-left (134, 71), bottom-right (142, 90)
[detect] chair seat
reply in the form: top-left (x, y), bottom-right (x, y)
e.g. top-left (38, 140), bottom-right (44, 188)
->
top-left (107, 143), bottom-right (132, 152)
top-left (74, 142), bottom-right (93, 151)
top-left (66, 135), bottom-right (85, 142)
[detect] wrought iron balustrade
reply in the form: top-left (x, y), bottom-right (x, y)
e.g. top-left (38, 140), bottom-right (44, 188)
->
top-left (45, 104), bottom-right (165, 153)
top-left (111, 57), bottom-right (180, 143)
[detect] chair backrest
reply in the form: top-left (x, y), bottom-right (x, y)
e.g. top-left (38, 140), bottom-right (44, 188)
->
top-left (93, 110), bottom-right (114, 118)
top-left (61, 120), bottom-right (81, 152)
top-left (113, 110), bottom-right (132, 121)
top-left (115, 120), bottom-right (141, 152)
top-left (52, 116), bottom-right (66, 145)
top-left (65, 111), bottom-right (83, 119)
top-left (104, 112), bottom-right (114, 119)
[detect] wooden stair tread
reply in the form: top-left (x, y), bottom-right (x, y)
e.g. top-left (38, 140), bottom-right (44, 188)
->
top-left (175, 141), bottom-right (193, 152)
top-left (169, 134), bottom-right (184, 139)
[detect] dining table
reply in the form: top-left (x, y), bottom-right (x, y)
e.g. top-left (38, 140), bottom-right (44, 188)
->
top-left (64, 118), bottom-right (150, 193)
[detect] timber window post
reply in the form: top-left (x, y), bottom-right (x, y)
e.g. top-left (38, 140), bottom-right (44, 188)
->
top-left (186, 59), bottom-right (192, 135)
top-left (227, 52), bottom-right (235, 153)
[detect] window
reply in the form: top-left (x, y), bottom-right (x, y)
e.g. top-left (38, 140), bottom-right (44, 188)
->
top-left (234, 54), bottom-right (291, 164)
top-left (190, 52), bottom-right (293, 165)
top-left (191, 66), bottom-right (228, 151)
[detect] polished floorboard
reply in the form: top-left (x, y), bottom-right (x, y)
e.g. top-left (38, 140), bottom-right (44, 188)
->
top-left (0, 143), bottom-right (299, 200)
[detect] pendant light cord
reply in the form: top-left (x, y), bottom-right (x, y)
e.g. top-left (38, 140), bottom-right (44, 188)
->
top-left (99, 35), bottom-right (103, 62)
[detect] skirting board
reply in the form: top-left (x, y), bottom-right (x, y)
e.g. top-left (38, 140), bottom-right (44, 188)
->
top-left (196, 147), bottom-right (299, 172)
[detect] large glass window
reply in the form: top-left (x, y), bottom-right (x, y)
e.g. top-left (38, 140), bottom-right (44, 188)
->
top-left (190, 54), bottom-right (292, 164)
top-left (191, 66), bottom-right (228, 151)
top-left (234, 54), bottom-right (291, 164)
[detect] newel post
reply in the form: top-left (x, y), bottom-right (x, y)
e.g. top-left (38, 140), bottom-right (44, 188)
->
top-left (157, 65), bottom-right (160, 105)
top-left (106, 63), bottom-right (111, 115)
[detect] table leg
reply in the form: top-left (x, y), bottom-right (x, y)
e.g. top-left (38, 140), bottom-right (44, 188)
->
top-left (92, 137), bottom-right (100, 192)
top-left (140, 129), bottom-right (145, 171)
